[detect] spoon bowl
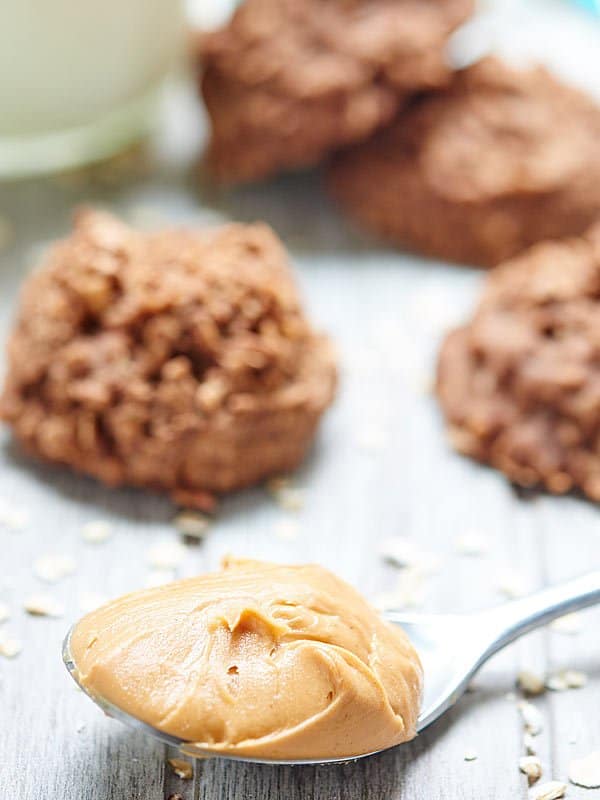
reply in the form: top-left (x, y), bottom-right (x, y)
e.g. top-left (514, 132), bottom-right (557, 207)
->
top-left (63, 570), bottom-right (600, 766)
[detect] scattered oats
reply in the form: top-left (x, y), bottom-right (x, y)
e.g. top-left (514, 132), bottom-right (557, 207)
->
top-left (374, 567), bottom-right (430, 610)
top-left (168, 758), bottom-right (193, 780)
top-left (533, 780), bottom-right (567, 800)
top-left (24, 593), bottom-right (65, 617)
top-left (454, 530), bottom-right (490, 556)
top-left (0, 500), bottom-right (28, 531)
top-left (378, 536), bottom-right (441, 574)
top-left (273, 487), bottom-right (305, 512)
top-left (518, 670), bottom-right (546, 696)
top-left (464, 749), bottom-right (478, 761)
top-left (518, 700), bottom-right (544, 735)
top-left (0, 215), bottom-right (15, 251)
top-left (273, 519), bottom-right (300, 541)
top-left (33, 554), bottom-right (76, 583)
top-left (0, 630), bottom-right (22, 658)
top-left (524, 733), bottom-right (538, 756)
top-left (544, 670), bottom-right (586, 692)
top-left (78, 591), bottom-right (109, 614)
top-left (266, 477), bottom-right (304, 511)
top-left (545, 674), bottom-right (569, 692)
top-left (520, 756), bottom-right (543, 786)
top-left (145, 569), bottom-right (176, 588)
top-left (549, 614), bottom-right (584, 636)
top-left (356, 426), bottom-right (386, 451)
top-left (0, 603), bottom-right (9, 623)
top-left (146, 539), bottom-right (186, 570)
top-left (569, 751), bottom-right (600, 788)
top-left (496, 568), bottom-right (528, 599)
top-left (562, 670), bottom-right (587, 689)
top-left (173, 510), bottom-right (210, 540)
top-left (81, 520), bottom-right (113, 544)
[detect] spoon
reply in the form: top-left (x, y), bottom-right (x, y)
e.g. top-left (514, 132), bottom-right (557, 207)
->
top-left (63, 569), bottom-right (600, 766)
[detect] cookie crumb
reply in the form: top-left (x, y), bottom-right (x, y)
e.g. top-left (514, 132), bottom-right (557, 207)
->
top-left (168, 758), bottom-right (193, 780)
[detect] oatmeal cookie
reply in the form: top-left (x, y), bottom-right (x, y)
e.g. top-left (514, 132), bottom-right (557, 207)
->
top-left (437, 224), bottom-right (600, 500)
top-left (0, 210), bottom-right (337, 507)
top-left (329, 58), bottom-right (600, 266)
top-left (198, 0), bottom-right (474, 183)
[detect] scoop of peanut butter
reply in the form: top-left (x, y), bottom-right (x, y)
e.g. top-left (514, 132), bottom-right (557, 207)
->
top-left (70, 558), bottom-right (422, 760)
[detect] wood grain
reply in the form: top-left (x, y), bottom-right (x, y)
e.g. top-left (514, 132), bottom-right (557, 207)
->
top-left (1, 6), bottom-right (600, 796)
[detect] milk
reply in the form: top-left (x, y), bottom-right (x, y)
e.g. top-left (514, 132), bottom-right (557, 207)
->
top-left (0, 0), bottom-right (185, 175)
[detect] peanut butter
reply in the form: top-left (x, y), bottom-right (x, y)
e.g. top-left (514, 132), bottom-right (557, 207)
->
top-left (70, 558), bottom-right (423, 760)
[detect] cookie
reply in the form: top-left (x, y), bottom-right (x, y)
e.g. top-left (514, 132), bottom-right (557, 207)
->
top-left (0, 210), bottom-right (337, 507)
top-left (198, 0), bottom-right (474, 183)
top-left (329, 58), bottom-right (600, 266)
top-left (436, 224), bottom-right (600, 500)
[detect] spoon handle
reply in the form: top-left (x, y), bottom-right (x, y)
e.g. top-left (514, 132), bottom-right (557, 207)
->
top-left (482, 570), bottom-right (600, 657)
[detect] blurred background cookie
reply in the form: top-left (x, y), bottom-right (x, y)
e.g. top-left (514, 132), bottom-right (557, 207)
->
top-left (0, 210), bottom-right (337, 508)
top-left (436, 224), bottom-right (600, 500)
top-left (197, 0), bottom-right (474, 184)
top-left (329, 57), bottom-right (600, 266)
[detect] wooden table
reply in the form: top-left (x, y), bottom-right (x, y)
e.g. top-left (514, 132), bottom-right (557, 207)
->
top-left (2, 3), bottom-right (600, 797)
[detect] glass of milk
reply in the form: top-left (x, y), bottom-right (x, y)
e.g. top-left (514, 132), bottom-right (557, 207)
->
top-left (0, 0), bottom-right (185, 178)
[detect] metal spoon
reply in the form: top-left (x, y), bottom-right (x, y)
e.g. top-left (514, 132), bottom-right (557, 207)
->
top-left (63, 569), bottom-right (600, 766)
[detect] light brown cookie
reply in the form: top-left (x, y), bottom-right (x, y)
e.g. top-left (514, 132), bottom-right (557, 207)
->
top-left (0, 210), bottom-right (337, 508)
top-left (437, 224), bottom-right (600, 500)
top-left (198, 0), bottom-right (474, 183)
top-left (329, 58), bottom-right (600, 266)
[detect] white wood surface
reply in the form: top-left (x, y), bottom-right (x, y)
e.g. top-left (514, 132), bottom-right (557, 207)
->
top-left (1, 3), bottom-right (600, 797)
